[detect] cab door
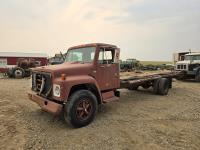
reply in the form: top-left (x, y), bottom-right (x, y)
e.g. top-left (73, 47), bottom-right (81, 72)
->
top-left (96, 48), bottom-right (120, 91)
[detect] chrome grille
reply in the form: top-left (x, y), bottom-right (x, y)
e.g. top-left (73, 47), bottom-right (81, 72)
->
top-left (32, 72), bottom-right (52, 97)
top-left (177, 64), bottom-right (187, 70)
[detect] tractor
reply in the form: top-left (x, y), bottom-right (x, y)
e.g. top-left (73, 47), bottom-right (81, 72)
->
top-left (7, 58), bottom-right (36, 78)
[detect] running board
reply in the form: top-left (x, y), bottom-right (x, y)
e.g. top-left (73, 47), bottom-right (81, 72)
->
top-left (102, 91), bottom-right (119, 103)
top-left (103, 96), bottom-right (119, 103)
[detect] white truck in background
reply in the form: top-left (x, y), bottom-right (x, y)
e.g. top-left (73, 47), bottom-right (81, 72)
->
top-left (175, 52), bottom-right (200, 82)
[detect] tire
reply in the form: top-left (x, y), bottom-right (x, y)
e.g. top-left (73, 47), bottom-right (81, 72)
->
top-left (14, 68), bottom-right (25, 78)
top-left (64, 90), bottom-right (98, 128)
top-left (158, 78), bottom-right (170, 95)
top-left (153, 78), bottom-right (161, 94)
top-left (195, 70), bottom-right (200, 82)
top-left (7, 68), bottom-right (14, 78)
top-left (24, 69), bottom-right (31, 77)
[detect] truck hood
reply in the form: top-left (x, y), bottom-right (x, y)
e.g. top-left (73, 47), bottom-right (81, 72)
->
top-left (32, 62), bottom-right (93, 78)
top-left (176, 60), bottom-right (190, 65)
top-left (176, 60), bottom-right (200, 65)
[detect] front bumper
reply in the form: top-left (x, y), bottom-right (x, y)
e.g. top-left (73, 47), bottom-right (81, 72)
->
top-left (28, 92), bottom-right (63, 115)
top-left (175, 70), bottom-right (195, 75)
top-left (187, 71), bottom-right (196, 75)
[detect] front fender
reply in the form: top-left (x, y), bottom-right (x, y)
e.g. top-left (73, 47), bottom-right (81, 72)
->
top-left (54, 75), bottom-right (101, 102)
top-left (193, 67), bottom-right (200, 74)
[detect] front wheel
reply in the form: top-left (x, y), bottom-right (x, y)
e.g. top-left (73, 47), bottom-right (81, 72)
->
top-left (64, 90), bottom-right (98, 128)
top-left (195, 70), bottom-right (200, 82)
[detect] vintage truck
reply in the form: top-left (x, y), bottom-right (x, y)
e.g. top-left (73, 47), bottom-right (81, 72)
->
top-left (175, 53), bottom-right (200, 82)
top-left (28, 43), bottom-right (178, 128)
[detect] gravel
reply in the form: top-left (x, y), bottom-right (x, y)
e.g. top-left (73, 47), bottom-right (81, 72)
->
top-left (0, 78), bottom-right (200, 150)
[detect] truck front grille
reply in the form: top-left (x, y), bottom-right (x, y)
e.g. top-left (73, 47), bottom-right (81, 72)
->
top-left (32, 72), bottom-right (52, 97)
top-left (177, 64), bottom-right (187, 70)
top-left (188, 64), bottom-right (199, 71)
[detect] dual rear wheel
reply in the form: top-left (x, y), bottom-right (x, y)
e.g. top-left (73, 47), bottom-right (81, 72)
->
top-left (153, 78), bottom-right (170, 95)
top-left (128, 78), bottom-right (171, 95)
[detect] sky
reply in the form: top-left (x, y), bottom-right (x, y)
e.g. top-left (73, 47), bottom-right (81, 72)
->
top-left (0, 0), bottom-right (200, 61)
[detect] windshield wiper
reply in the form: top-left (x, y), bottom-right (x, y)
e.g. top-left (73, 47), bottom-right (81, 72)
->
top-left (60, 51), bottom-right (66, 61)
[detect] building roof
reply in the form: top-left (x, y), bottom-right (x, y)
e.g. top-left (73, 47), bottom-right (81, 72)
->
top-left (0, 52), bottom-right (48, 58)
top-left (68, 43), bottom-right (117, 50)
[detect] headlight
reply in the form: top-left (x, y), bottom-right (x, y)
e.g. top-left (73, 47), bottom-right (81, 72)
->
top-left (193, 68), bottom-right (198, 71)
top-left (53, 84), bottom-right (61, 97)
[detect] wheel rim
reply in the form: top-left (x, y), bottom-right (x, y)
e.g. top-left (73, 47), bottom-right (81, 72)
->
top-left (76, 99), bottom-right (92, 121)
top-left (15, 69), bottom-right (23, 78)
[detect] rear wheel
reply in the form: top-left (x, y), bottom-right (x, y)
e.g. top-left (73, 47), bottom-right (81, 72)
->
top-left (153, 78), bottom-right (170, 95)
top-left (158, 78), bottom-right (170, 95)
top-left (14, 68), bottom-right (24, 78)
top-left (153, 78), bottom-right (161, 94)
top-left (64, 90), bottom-right (98, 128)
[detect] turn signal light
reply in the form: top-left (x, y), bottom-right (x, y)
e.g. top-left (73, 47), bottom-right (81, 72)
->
top-left (61, 74), bottom-right (66, 80)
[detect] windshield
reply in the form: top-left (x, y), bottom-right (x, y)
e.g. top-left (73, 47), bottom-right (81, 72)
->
top-left (185, 55), bottom-right (200, 61)
top-left (65, 47), bottom-right (96, 63)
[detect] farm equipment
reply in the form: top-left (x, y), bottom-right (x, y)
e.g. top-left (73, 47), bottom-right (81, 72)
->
top-left (48, 53), bottom-right (65, 65)
top-left (141, 64), bottom-right (174, 71)
top-left (7, 58), bottom-right (36, 78)
top-left (120, 59), bottom-right (140, 71)
top-left (28, 43), bottom-right (179, 128)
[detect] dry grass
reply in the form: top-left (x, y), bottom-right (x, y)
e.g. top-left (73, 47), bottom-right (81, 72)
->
top-left (0, 73), bottom-right (5, 78)
top-left (140, 61), bottom-right (172, 65)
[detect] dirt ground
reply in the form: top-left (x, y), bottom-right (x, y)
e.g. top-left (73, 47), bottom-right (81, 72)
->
top-left (0, 76), bottom-right (200, 150)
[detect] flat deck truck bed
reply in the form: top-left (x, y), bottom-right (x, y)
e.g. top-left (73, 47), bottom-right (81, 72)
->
top-left (120, 71), bottom-right (179, 95)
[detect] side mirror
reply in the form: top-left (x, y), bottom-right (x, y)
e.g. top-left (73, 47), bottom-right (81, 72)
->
top-left (114, 49), bottom-right (120, 63)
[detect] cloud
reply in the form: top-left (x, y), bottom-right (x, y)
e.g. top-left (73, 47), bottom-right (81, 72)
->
top-left (0, 0), bottom-right (199, 60)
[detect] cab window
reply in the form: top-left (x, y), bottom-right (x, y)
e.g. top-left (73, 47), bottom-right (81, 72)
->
top-left (65, 47), bottom-right (96, 63)
top-left (98, 48), bottom-right (114, 64)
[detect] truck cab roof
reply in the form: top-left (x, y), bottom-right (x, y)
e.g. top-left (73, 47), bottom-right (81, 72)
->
top-left (68, 43), bottom-right (118, 50)
top-left (185, 53), bottom-right (200, 56)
